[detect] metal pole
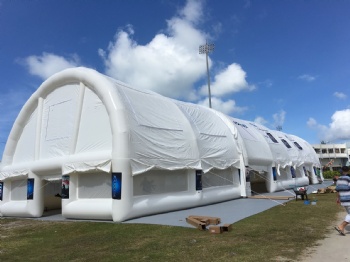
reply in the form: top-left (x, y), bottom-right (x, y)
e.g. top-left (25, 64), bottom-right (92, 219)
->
top-left (199, 42), bottom-right (214, 108)
top-left (205, 52), bottom-right (212, 108)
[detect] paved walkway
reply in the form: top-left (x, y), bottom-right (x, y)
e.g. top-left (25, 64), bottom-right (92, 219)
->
top-left (124, 182), bottom-right (331, 227)
top-left (38, 181), bottom-right (331, 228)
top-left (299, 210), bottom-right (350, 261)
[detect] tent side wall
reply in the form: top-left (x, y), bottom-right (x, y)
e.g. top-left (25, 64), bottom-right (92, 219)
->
top-left (230, 119), bottom-right (275, 193)
top-left (111, 92), bottom-right (244, 221)
top-left (288, 135), bottom-right (323, 184)
top-left (232, 120), bottom-right (312, 193)
top-left (253, 127), bottom-right (309, 192)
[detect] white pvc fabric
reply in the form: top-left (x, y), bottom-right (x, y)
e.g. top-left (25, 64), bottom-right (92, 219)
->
top-left (62, 159), bottom-right (111, 175)
top-left (230, 117), bottom-right (273, 168)
top-left (115, 82), bottom-right (241, 174)
top-left (1, 67), bottom-right (243, 180)
top-left (230, 117), bottom-right (320, 174)
top-left (287, 134), bottom-right (321, 167)
top-left (0, 169), bottom-right (28, 180)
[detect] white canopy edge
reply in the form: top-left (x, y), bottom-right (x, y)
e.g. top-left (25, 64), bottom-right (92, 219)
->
top-left (0, 170), bottom-right (29, 181)
top-left (62, 159), bottom-right (111, 175)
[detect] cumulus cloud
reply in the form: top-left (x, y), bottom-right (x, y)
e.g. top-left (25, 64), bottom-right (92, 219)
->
top-left (334, 91), bottom-right (347, 100)
top-left (272, 110), bottom-right (286, 128)
top-left (198, 97), bottom-right (247, 115)
top-left (298, 74), bottom-right (317, 82)
top-left (99, 0), bottom-right (205, 100)
top-left (199, 63), bottom-right (255, 96)
top-left (298, 74), bottom-right (316, 82)
top-left (308, 109), bottom-right (350, 142)
top-left (179, 0), bottom-right (203, 24)
top-left (20, 0), bottom-right (253, 116)
top-left (254, 116), bottom-right (268, 126)
top-left (23, 52), bottom-right (80, 80)
top-left (328, 109), bottom-right (350, 140)
top-left (306, 117), bottom-right (318, 128)
top-left (98, 0), bottom-right (253, 114)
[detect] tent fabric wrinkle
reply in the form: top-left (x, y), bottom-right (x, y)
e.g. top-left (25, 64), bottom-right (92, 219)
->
top-left (62, 159), bottom-right (112, 175)
top-left (0, 169), bottom-right (29, 180)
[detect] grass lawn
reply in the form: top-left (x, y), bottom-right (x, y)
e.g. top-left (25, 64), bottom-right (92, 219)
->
top-left (0, 193), bottom-right (341, 262)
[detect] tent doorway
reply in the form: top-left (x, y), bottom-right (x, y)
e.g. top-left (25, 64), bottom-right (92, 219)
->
top-left (43, 179), bottom-right (62, 214)
top-left (250, 170), bottom-right (268, 194)
top-left (306, 170), bottom-right (313, 184)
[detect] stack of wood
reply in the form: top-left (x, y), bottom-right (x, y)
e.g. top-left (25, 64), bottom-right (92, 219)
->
top-left (186, 215), bottom-right (232, 234)
top-left (317, 186), bottom-right (337, 194)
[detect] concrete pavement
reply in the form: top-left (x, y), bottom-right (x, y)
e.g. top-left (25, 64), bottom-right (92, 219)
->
top-left (300, 210), bottom-right (350, 262)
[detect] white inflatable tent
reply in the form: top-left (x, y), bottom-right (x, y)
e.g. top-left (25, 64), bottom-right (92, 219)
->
top-left (230, 118), bottom-right (322, 193)
top-left (0, 67), bottom-right (246, 221)
top-left (0, 67), bottom-right (321, 221)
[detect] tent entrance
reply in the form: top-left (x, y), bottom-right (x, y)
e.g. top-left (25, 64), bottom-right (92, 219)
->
top-left (43, 179), bottom-right (62, 213)
top-left (249, 170), bottom-right (268, 194)
top-left (305, 170), bottom-right (313, 184)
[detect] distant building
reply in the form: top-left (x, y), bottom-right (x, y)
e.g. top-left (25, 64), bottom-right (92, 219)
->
top-left (312, 143), bottom-right (349, 171)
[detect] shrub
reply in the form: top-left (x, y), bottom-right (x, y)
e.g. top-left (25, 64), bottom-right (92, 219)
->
top-left (322, 170), bottom-right (340, 179)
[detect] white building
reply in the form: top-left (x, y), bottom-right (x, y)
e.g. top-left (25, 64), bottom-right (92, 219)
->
top-left (312, 143), bottom-right (349, 171)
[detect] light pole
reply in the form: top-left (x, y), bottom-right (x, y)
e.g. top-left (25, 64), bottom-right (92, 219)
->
top-left (199, 41), bottom-right (214, 108)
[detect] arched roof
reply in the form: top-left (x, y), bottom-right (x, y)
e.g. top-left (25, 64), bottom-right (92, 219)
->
top-left (1, 67), bottom-right (243, 179)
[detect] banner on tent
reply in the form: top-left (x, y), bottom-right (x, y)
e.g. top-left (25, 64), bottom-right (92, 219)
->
top-left (27, 178), bottom-right (34, 200)
top-left (196, 170), bottom-right (202, 191)
top-left (112, 173), bottom-right (122, 200)
top-left (0, 182), bottom-right (3, 201)
top-left (62, 175), bottom-right (70, 199)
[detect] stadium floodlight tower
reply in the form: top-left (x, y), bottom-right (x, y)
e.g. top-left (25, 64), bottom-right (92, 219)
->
top-left (199, 41), bottom-right (215, 108)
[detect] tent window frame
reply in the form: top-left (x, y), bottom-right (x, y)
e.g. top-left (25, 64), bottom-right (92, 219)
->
top-left (266, 132), bottom-right (278, 143)
top-left (294, 142), bottom-right (303, 150)
top-left (281, 139), bottom-right (292, 149)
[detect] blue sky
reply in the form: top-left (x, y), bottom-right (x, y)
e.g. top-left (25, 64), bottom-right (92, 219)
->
top-left (1, 0), bottom-right (350, 158)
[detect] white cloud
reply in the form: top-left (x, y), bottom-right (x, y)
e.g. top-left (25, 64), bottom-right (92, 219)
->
top-left (198, 97), bottom-right (247, 115)
top-left (23, 52), bottom-right (80, 80)
top-left (308, 109), bottom-right (350, 142)
top-left (306, 117), bottom-right (318, 128)
top-left (20, 0), bottom-right (255, 118)
top-left (179, 0), bottom-right (203, 24)
top-left (298, 74), bottom-right (316, 82)
top-left (254, 116), bottom-right (268, 126)
top-left (200, 63), bottom-right (255, 97)
top-left (328, 109), bottom-right (350, 140)
top-left (99, 0), bottom-right (206, 100)
top-left (98, 0), bottom-right (253, 104)
top-left (334, 91), bottom-right (347, 100)
top-left (257, 79), bottom-right (273, 88)
top-left (272, 110), bottom-right (286, 128)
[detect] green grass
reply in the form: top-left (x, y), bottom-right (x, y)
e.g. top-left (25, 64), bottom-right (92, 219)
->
top-left (0, 193), bottom-right (341, 262)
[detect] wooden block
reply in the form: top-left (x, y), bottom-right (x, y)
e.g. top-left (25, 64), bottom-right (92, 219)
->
top-left (188, 215), bottom-right (221, 225)
top-left (209, 225), bottom-right (223, 234)
top-left (221, 224), bottom-right (232, 232)
top-left (186, 217), bottom-right (206, 230)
